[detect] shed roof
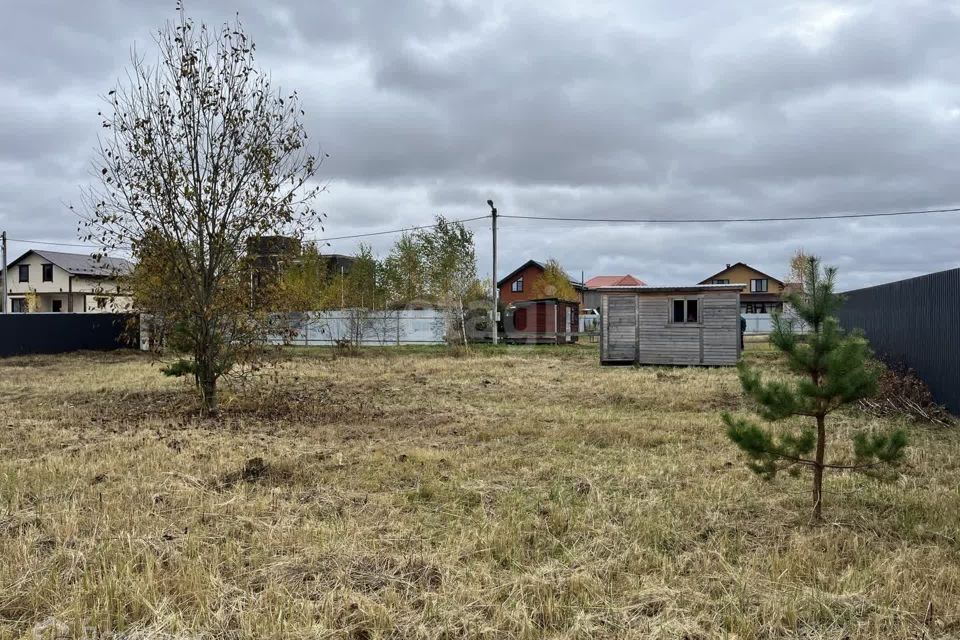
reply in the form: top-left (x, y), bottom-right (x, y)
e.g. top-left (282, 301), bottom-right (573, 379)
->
top-left (506, 297), bottom-right (580, 306)
top-left (595, 283), bottom-right (744, 293)
top-left (8, 249), bottom-right (133, 277)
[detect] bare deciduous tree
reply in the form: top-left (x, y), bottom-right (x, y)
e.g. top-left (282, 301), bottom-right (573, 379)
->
top-left (80, 3), bottom-right (324, 414)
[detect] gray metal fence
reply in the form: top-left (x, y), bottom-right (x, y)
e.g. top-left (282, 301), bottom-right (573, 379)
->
top-left (837, 267), bottom-right (960, 414)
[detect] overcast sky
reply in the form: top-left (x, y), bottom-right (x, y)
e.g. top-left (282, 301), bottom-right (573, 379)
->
top-left (3, 0), bottom-right (960, 289)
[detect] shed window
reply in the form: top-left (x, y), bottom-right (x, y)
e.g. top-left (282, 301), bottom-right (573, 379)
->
top-left (672, 299), bottom-right (685, 323)
top-left (42, 264), bottom-right (53, 282)
top-left (18, 265), bottom-right (29, 282)
top-left (672, 298), bottom-right (699, 324)
top-left (511, 277), bottom-right (523, 293)
top-left (750, 278), bottom-right (768, 292)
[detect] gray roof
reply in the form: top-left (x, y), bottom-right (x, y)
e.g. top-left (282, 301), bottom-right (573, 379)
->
top-left (9, 249), bottom-right (133, 277)
top-left (594, 283), bottom-right (745, 292)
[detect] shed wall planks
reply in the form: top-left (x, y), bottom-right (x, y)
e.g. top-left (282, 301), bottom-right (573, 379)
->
top-left (601, 290), bottom-right (740, 366)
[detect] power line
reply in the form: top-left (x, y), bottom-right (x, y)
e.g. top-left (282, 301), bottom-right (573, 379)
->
top-left (5, 204), bottom-right (957, 253)
top-left (6, 214), bottom-right (490, 251)
top-left (500, 206), bottom-right (960, 224)
top-left (6, 237), bottom-right (105, 248)
top-left (307, 215), bottom-right (490, 243)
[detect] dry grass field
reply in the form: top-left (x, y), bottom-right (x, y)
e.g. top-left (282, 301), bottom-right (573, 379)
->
top-left (1, 344), bottom-right (959, 639)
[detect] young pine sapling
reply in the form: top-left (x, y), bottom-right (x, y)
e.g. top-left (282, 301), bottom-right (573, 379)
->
top-left (724, 257), bottom-right (907, 521)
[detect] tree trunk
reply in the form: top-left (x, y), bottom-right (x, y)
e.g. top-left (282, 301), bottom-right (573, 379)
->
top-left (199, 371), bottom-right (218, 416)
top-left (197, 348), bottom-right (219, 416)
top-left (458, 296), bottom-right (467, 348)
top-left (812, 413), bottom-right (826, 521)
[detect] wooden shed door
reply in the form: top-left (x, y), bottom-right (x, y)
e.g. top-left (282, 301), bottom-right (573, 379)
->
top-left (535, 304), bottom-right (547, 333)
top-left (604, 295), bottom-right (638, 361)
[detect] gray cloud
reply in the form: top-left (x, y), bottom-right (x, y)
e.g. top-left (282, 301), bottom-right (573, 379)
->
top-left (2, 0), bottom-right (959, 289)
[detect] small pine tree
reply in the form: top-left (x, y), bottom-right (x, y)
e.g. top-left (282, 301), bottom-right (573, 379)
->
top-left (724, 256), bottom-right (908, 521)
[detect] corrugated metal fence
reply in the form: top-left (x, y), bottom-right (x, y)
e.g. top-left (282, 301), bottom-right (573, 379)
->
top-left (837, 267), bottom-right (960, 414)
top-left (0, 313), bottom-right (136, 357)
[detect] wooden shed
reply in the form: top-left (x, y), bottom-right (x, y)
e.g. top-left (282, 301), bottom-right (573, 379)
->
top-left (503, 298), bottom-right (579, 344)
top-left (599, 285), bottom-right (742, 365)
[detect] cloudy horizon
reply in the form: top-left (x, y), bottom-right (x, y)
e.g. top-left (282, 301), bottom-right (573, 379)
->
top-left (3, 0), bottom-right (960, 290)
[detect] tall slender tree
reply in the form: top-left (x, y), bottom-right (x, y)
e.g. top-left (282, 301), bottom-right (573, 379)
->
top-left (80, 4), bottom-right (323, 414)
top-left (788, 248), bottom-right (812, 289)
top-left (417, 217), bottom-right (481, 346)
top-left (724, 257), bottom-right (907, 521)
top-left (382, 232), bottom-right (427, 305)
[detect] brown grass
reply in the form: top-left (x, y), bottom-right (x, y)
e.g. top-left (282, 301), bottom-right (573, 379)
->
top-left (1, 344), bottom-right (959, 639)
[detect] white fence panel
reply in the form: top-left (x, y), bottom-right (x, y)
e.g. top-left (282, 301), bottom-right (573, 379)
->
top-left (743, 313), bottom-right (774, 335)
top-left (579, 314), bottom-right (600, 334)
top-left (274, 309), bottom-right (447, 346)
top-left (742, 311), bottom-right (809, 335)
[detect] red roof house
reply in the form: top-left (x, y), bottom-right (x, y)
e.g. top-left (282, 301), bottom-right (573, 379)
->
top-left (582, 274), bottom-right (645, 311)
top-left (584, 274), bottom-right (646, 288)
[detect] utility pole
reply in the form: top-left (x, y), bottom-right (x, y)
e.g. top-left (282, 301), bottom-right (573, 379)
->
top-left (487, 200), bottom-right (498, 345)
top-left (1, 231), bottom-right (6, 314)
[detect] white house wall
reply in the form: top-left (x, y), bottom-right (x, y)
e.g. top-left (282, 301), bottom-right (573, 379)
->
top-left (5, 256), bottom-right (131, 313)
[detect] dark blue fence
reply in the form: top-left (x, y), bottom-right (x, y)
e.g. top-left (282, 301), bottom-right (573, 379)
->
top-left (0, 313), bottom-right (137, 357)
top-left (837, 268), bottom-right (960, 414)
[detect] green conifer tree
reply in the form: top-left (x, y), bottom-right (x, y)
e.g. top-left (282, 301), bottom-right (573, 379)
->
top-left (724, 257), bottom-right (907, 521)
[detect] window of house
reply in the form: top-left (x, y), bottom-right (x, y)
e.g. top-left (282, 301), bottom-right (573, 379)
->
top-left (18, 265), bottom-right (29, 282)
top-left (11, 298), bottom-right (26, 313)
top-left (42, 264), bottom-right (53, 282)
top-left (511, 277), bottom-right (523, 293)
top-left (52, 300), bottom-right (63, 312)
top-left (750, 278), bottom-right (768, 292)
top-left (713, 278), bottom-right (730, 284)
top-left (672, 298), bottom-right (699, 323)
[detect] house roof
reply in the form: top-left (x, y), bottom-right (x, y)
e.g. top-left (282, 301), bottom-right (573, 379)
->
top-left (8, 249), bottom-right (134, 277)
top-left (782, 282), bottom-right (803, 295)
top-left (496, 259), bottom-right (545, 288)
top-left (497, 260), bottom-right (587, 290)
top-left (699, 262), bottom-right (784, 286)
top-left (584, 274), bottom-right (646, 288)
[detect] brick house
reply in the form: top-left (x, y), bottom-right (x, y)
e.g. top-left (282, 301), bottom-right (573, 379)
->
top-left (496, 259), bottom-right (585, 306)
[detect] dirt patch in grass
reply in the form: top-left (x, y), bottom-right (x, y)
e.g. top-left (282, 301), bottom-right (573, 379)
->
top-left (215, 456), bottom-right (299, 489)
